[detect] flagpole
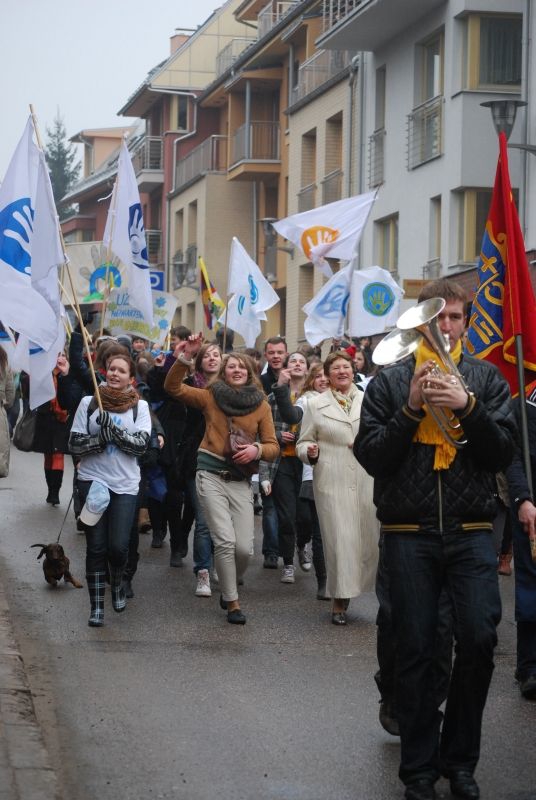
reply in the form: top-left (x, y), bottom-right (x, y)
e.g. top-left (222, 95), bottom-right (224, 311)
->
top-left (29, 105), bottom-right (103, 413)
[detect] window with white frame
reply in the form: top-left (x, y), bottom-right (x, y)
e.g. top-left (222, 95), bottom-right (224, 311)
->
top-left (177, 95), bottom-right (189, 132)
top-left (408, 31), bottom-right (444, 169)
top-left (376, 214), bottom-right (399, 274)
top-left (457, 189), bottom-right (492, 263)
top-left (465, 14), bottom-right (522, 90)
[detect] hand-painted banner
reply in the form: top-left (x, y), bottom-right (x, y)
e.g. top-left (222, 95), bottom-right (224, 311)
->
top-left (103, 289), bottom-right (177, 345)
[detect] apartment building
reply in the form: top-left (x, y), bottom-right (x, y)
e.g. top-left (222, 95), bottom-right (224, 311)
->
top-left (317, 0), bottom-right (527, 309)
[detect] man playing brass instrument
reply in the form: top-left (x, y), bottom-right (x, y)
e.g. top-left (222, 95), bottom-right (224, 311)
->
top-left (354, 278), bottom-right (517, 800)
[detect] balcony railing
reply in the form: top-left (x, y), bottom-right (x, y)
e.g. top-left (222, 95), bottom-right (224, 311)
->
top-left (291, 49), bottom-right (353, 105)
top-left (258, 0), bottom-right (298, 39)
top-left (145, 229), bottom-right (162, 265)
top-left (132, 136), bottom-right (163, 173)
top-left (321, 169), bottom-right (343, 204)
top-left (297, 183), bottom-right (316, 212)
top-left (216, 38), bottom-right (255, 77)
top-left (368, 127), bottom-right (385, 187)
top-left (231, 121), bottom-right (280, 166)
top-left (175, 135), bottom-right (228, 190)
top-left (321, 0), bottom-right (365, 32)
top-left (407, 95), bottom-right (443, 170)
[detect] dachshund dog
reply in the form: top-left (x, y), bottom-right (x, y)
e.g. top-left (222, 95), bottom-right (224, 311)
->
top-left (31, 543), bottom-right (83, 588)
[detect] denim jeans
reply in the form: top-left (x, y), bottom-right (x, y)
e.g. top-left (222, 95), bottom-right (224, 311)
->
top-left (261, 490), bottom-right (279, 557)
top-left (272, 456), bottom-right (308, 565)
top-left (186, 476), bottom-right (213, 574)
top-left (383, 531), bottom-right (501, 785)
top-left (78, 480), bottom-right (138, 574)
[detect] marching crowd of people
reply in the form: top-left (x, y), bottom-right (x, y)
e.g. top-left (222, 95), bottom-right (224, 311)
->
top-left (1, 276), bottom-right (536, 800)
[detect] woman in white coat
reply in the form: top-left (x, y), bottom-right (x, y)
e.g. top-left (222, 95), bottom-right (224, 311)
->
top-left (297, 351), bottom-right (378, 625)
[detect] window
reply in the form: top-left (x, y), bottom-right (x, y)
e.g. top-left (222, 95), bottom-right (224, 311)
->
top-left (417, 33), bottom-right (443, 104)
top-left (465, 15), bottom-right (522, 90)
top-left (458, 189), bottom-right (492, 263)
top-left (429, 196), bottom-right (442, 262)
top-left (408, 33), bottom-right (444, 168)
top-left (177, 95), bottom-right (189, 132)
top-left (376, 214), bottom-right (399, 274)
top-left (174, 209), bottom-right (184, 253)
top-left (375, 65), bottom-right (386, 130)
top-left (298, 129), bottom-right (317, 211)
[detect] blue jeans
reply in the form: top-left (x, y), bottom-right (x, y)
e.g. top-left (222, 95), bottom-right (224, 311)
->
top-left (512, 512), bottom-right (536, 679)
top-left (384, 531), bottom-right (501, 785)
top-left (261, 490), bottom-right (279, 557)
top-left (186, 477), bottom-right (213, 574)
top-left (78, 480), bottom-right (138, 574)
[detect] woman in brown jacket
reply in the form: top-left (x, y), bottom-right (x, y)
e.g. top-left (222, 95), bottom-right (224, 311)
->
top-left (164, 334), bottom-right (279, 624)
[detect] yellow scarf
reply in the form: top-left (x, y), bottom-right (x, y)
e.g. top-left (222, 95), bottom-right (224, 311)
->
top-left (413, 339), bottom-right (463, 471)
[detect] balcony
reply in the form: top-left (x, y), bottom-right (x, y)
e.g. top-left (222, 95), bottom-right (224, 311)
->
top-left (258, 1), bottom-right (298, 39)
top-left (321, 169), bottom-right (343, 204)
top-left (216, 38), bottom-right (256, 78)
top-left (175, 135), bottom-right (227, 191)
top-left (132, 136), bottom-right (164, 193)
top-left (145, 229), bottom-right (162, 266)
top-left (297, 183), bottom-right (316, 212)
top-left (368, 128), bottom-right (385, 187)
top-left (407, 96), bottom-right (443, 170)
top-left (228, 121), bottom-right (281, 181)
top-left (290, 49), bottom-right (353, 106)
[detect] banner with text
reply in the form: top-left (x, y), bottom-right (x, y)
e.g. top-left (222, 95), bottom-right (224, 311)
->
top-left (103, 288), bottom-right (177, 345)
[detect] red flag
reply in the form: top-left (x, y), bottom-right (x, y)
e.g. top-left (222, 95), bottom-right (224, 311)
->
top-left (466, 132), bottom-right (536, 394)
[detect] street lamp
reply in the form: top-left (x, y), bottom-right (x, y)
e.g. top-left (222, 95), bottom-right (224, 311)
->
top-left (480, 99), bottom-right (536, 154)
top-left (259, 217), bottom-right (295, 283)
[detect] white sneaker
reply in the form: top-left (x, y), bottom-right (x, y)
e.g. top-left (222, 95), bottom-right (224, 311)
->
top-left (281, 565), bottom-right (295, 583)
top-left (195, 569), bottom-right (212, 597)
top-left (298, 544), bottom-right (312, 572)
top-left (211, 569), bottom-right (219, 584)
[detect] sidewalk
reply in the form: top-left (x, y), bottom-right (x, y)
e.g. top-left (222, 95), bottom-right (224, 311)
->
top-left (0, 579), bottom-right (60, 800)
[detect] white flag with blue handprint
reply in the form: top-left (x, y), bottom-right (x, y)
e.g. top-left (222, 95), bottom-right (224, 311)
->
top-left (220, 237), bottom-right (279, 347)
top-left (103, 139), bottom-right (154, 325)
top-left (0, 118), bottom-right (60, 349)
top-left (302, 261), bottom-right (354, 346)
top-left (348, 265), bottom-right (403, 336)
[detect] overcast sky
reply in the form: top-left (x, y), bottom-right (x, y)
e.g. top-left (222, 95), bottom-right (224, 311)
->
top-left (0, 0), bottom-right (223, 179)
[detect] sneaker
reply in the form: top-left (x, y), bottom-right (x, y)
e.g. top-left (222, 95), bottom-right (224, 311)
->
top-left (281, 565), bottom-right (295, 583)
top-left (195, 569), bottom-right (212, 597)
top-left (297, 544), bottom-right (312, 572)
top-left (263, 554), bottom-right (278, 569)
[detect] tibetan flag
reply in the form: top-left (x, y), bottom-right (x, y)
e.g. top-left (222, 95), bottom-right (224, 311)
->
top-left (199, 256), bottom-right (225, 330)
top-left (465, 132), bottom-right (536, 394)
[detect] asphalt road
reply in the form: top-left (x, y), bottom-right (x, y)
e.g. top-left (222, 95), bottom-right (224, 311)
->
top-left (0, 449), bottom-right (535, 800)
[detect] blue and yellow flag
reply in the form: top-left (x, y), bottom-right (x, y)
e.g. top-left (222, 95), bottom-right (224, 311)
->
top-left (466, 132), bottom-right (536, 395)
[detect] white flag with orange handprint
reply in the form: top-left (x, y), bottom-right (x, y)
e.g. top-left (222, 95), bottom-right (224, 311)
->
top-left (273, 190), bottom-right (377, 277)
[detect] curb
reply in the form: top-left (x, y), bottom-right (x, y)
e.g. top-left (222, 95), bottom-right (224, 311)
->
top-left (0, 584), bottom-right (61, 800)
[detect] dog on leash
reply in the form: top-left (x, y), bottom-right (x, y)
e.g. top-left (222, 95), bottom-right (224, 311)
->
top-left (31, 543), bottom-right (83, 588)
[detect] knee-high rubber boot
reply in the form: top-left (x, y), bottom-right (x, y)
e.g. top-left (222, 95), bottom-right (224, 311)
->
top-left (109, 565), bottom-right (126, 613)
top-left (86, 572), bottom-right (106, 627)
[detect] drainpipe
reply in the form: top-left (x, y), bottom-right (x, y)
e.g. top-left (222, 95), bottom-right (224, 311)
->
top-left (346, 54), bottom-right (360, 198)
top-left (252, 181), bottom-right (257, 261)
top-left (245, 80), bottom-right (252, 159)
top-left (167, 92), bottom-right (198, 292)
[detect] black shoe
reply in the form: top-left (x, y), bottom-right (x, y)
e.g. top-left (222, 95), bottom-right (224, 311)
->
top-left (169, 551), bottom-right (183, 567)
top-left (46, 491), bottom-right (60, 506)
top-left (405, 780), bottom-right (436, 800)
top-left (378, 699), bottom-right (400, 736)
top-left (76, 517), bottom-right (86, 533)
top-left (449, 771), bottom-right (479, 799)
top-left (519, 673), bottom-right (536, 700)
top-left (316, 579), bottom-right (331, 600)
top-left (331, 612), bottom-right (347, 626)
top-left (227, 608), bottom-right (246, 625)
top-left (151, 533), bottom-right (164, 549)
top-left (219, 594), bottom-right (228, 610)
top-left (263, 554), bottom-right (278, 569)
top-left (121, 579), bottom-right (134, 599)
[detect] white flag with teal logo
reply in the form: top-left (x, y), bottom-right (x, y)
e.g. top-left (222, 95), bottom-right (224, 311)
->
top-left (0, 118), bottom-right (61, 350)
top-left (103, 139), bottom-right (154, 325)
top-left (348, 266), bottom-right (403, 336)
top-left (273, 191), bottom-right (377, 278)
top-left (220, 237), bottom-right (279, 347)
top-left (302, 261), bottom-right (354, 346)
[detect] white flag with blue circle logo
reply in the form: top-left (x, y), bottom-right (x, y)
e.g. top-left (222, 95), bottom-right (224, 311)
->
top-left (103, 139), bottom-right (154, 325)
top-left (0, 118), bottom-right (61, 350)
top-left (348, 265), bottom-right (403, 336)
top-left (302, 261), bottom-right (354, 346)
top-left (220, 237), bottom-right (279, 347)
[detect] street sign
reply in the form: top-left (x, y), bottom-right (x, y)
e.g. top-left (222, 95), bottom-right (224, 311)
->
top-left (150, 270), bottom-right (165, 291)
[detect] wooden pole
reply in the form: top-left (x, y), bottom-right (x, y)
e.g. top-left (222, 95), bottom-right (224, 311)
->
top-left (100, 136), bottom-right (125, 336)
top-left (29, 105), bottom-right (103, 412)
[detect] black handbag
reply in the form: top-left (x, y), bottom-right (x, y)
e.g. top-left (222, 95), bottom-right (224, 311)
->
top-left (13, 408), bottom-right (38, 452)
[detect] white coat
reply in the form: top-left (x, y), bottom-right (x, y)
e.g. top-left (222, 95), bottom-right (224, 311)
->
top-left (296, 387), bottom-right (378, 599)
